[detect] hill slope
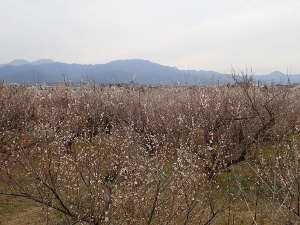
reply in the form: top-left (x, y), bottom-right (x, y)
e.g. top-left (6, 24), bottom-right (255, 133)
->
top-left (0, 59), bottom-right (231, 85)
top-left (0, 59), bottom-right (299, 85)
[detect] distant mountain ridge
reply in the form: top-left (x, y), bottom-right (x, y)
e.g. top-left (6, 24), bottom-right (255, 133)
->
top-left (6, 59), bottom-right (55, 66)
top-left (0, 58), bottom-right (299, 85)
top-left (7, 59), bottom-right (30, 66)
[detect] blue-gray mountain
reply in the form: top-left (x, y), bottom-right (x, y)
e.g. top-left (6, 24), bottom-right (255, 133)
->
top-left (0, 59), bottom-right (299, 85)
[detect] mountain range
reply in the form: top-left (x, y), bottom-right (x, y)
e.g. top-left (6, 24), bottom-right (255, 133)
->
top-left (0, 59), bottom-right (298, 85)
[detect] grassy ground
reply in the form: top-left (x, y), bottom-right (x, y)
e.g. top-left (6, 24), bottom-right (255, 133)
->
top-left (0, 196), bottom-right (41, 225)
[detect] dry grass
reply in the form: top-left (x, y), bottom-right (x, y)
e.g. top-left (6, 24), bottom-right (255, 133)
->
top-left (0, 195), bottom-right (40, 225)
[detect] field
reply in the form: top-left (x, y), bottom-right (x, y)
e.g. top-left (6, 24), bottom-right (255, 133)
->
top-left (1, 78), bottom-right (300, 225)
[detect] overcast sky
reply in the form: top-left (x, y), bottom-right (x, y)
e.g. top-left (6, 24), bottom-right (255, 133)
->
top-left (1, 0), bottom-right (300, 73)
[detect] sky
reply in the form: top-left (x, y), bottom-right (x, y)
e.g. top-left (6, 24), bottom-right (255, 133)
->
top-left (1, 0), bottom-right (300, 74)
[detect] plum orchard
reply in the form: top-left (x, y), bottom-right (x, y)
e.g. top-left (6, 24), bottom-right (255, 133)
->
top-left (1, 79), bottom-right (300, 224)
